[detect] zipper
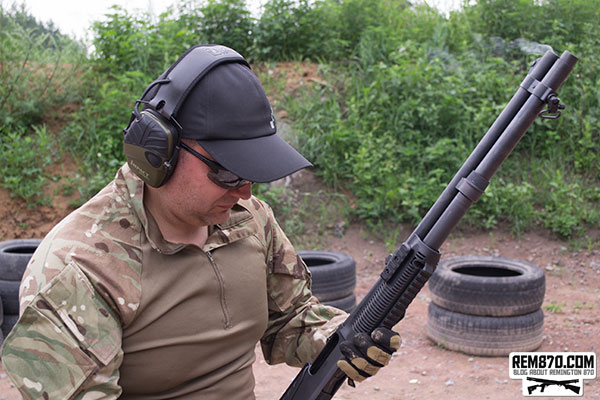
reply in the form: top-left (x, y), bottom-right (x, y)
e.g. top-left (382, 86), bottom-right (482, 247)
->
top-left (206, 251), bottom-right (232, 329)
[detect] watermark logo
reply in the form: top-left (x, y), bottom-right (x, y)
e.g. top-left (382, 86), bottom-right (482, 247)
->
top-left (509, 352), bottom-right (596, 397)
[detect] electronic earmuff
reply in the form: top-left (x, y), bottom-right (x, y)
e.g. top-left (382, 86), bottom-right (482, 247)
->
top-left (123, 45), bottom-right (249, 187)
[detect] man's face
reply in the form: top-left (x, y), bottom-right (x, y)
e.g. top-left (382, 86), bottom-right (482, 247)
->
top-left (162, 140), bottom-right (252, 226)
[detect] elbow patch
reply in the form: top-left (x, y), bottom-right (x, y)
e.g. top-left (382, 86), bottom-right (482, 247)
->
top-left (1, 262), bottom-right (121, 399)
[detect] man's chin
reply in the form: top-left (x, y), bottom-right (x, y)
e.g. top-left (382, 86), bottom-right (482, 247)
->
top-left (205, 209), bottom-right (231, 225)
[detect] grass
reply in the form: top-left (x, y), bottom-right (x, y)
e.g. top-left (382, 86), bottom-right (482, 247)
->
top-left (0, 125), bottom-right (56, 207)
top-left (544, 301), bottom-right (565, 314)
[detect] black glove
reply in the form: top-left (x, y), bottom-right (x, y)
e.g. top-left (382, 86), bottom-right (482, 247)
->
top-left (337, 327), bottom-right (401, 384)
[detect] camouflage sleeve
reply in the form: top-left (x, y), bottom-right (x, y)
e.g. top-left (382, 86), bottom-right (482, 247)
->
top-left (1, 261), bottom-right (123, 399)
top-left (258, 202), bottom-right (347, 367)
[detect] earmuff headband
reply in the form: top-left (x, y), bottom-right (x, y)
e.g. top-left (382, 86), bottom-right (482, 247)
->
top-left (147, 45), bottom-right (249, 119)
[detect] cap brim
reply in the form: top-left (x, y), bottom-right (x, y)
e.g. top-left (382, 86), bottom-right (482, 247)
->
top-left (197, 134), bottom-right (312, 183)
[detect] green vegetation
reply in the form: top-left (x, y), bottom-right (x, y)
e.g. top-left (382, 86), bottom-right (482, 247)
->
top-left (0, 3), bottom-right (88, 205)
top-left (544, 301), bottom-right (565, 314)
top-left (0, 0), bottom-right (598, 244)
top-left (254, 183), bottom-right (350, 249)
top-left (284, 0), bottom-right (600, 240)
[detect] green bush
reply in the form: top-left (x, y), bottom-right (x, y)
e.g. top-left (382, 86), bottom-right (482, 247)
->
top-left (0, 4), bottom-right (87, 129)
top-left (0, 4), bottom-right (88, 205)
top-left (61, 71), bottom-right (148, 200)
top-left (467, 178), bottom-right (536, 235)
top-left (292, 43), bottom-right (521, 224)
top-left (0, 125), bottom-right (55, 206)
top-left (252, 0), bottom-right (414, 61)
top-left (199, 0), bottom-right (254, 56)
top-left (1, 0), bottom-right (598, 242)
top-left (464, 0), bottom-right (600, 49)
top-left (286, 0), bottom-right (599, 239)
top-left (92, 1), bottom-right (256, 76)
top-left (253, 0), bottom-right (330, 60)
top-left (92, 5), bottom-right (201, 77)
top-left (535, 169), bottom-right (600, 238)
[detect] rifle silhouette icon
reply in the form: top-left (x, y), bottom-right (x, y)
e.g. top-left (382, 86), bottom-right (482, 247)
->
top-left (527, 377), bottom-right (580, 395)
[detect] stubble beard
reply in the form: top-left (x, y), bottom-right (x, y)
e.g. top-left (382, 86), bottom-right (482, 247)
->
top-left (194, 206), bottom-right (232, 227)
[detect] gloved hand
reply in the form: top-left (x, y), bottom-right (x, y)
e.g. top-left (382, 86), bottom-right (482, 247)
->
top-left (337, 327), bottom-right (401, 384)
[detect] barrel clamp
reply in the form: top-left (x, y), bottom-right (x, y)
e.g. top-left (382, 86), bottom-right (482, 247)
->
top-left (520, 75), bottom-right (565, 120)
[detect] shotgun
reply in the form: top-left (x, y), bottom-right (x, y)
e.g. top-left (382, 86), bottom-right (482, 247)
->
top-left (280, 49), bottom-right (578, 400)
top-left (527, 377), bottom-right (580, 395)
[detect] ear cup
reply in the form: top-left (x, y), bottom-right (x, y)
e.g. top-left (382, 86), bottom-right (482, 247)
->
top-left (123, 109), bottom-right (180, 187)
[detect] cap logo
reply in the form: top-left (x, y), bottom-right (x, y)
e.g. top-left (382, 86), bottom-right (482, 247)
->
top-left (269, 110), bottom-right (276, 130)
top-left (204, 45), bottom-right (235, 57)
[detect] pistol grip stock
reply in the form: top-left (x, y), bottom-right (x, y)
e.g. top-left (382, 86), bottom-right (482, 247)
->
top-left (281, 364), bottom-right (344, 400)
top-left (564, 384), bottom-right (580, 395)
top-left (279, 330), bottom-right (349, 400)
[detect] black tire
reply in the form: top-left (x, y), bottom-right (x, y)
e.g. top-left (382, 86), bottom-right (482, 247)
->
top-left (428, 256), bottom-right (545, 317)
top-left (1, 314), bottom-right (19, 338)
top-left (0, 238), bottom-right (41, 281)
top-left (427, 302), bottom-right (544, 356)
top-left (0, 279), bottom-right (20, 315)
top-left (323, 293), bottom-right (357, 313)
top-left (0, 298), bottom-right (3, 350)
top-left (299, 251), bottom-right (356, 302)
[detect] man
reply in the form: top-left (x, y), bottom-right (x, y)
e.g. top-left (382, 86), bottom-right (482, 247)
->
top-left (1, 45), bottom-right (400, 399)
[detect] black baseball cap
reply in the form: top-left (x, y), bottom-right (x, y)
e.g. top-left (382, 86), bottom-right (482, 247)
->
top-left (175, 61), bottom-right (312, 183)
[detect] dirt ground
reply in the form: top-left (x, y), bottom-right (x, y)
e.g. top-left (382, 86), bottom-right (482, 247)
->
top-left (255, 223), bottom-right (600, 400)
top-left (1, 168), bottom-right (599, 400)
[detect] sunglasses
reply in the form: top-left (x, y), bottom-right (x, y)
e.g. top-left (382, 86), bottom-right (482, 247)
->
top-left (179, 142), bottom-right (251, 190)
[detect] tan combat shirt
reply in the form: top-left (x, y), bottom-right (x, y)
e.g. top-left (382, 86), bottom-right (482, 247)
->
top-left (1, 164), bottom-right (346, 399)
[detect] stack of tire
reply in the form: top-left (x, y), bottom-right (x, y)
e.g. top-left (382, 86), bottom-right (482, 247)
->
top-left (0, 239), bottom-right (41, 347)
top-left (426, 255), bottom-right (546, 356)
top-left (298, 250), bottom-right (357, 313)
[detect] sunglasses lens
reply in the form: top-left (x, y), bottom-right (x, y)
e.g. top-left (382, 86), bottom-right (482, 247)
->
top-left (180, 143), bottom-right (250, 189)
top-left (207, 170), bottom-right (250, 189)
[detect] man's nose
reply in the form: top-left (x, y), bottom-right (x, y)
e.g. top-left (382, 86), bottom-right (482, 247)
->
top-left (230, 182), bottom-right (252, 200)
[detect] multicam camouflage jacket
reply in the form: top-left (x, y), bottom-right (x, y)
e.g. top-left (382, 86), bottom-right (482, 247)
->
top-left (1, 164), bottom-right (346, 400)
